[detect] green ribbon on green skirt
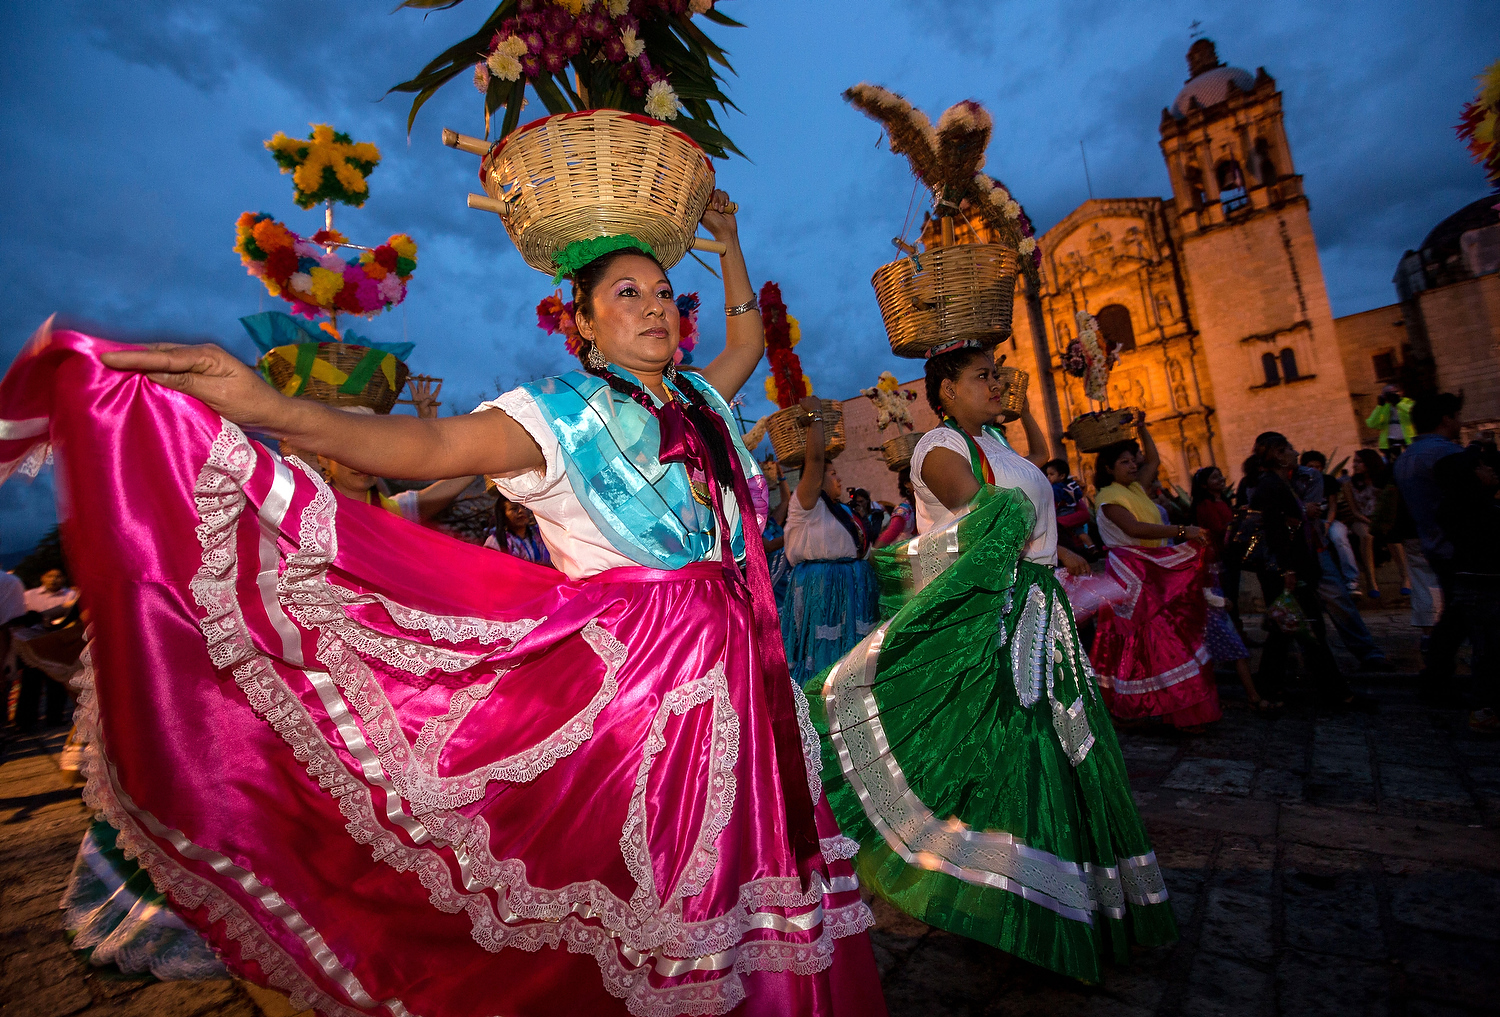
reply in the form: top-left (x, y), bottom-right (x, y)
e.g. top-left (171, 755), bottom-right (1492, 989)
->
top-left (806, 484), bottom-right (1178, 983)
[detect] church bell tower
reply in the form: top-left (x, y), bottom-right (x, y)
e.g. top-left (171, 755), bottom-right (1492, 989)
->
top-left (1160, 39), bottom-right (1359, 465)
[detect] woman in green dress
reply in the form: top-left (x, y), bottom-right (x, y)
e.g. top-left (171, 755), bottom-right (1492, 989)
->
top-left (806, 343), bottom-right (1178, 982)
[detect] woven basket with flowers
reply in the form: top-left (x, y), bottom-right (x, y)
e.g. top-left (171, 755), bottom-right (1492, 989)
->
top-left (234, 124), bottom-right (420, 414)
top-left (397, 0), bottom-right (743, 281)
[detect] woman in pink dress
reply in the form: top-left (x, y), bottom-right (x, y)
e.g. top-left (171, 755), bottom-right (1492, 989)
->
top-left (1089, 414), bottom-right (1221, 730)
top-left (0, 193), bottom-right (884, 1017)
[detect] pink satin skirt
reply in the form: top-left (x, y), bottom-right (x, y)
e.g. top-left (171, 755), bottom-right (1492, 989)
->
top-left (1092, 544), bottom-right (1223, 728)
top-left (0, 327), bottom-right (885, 1017)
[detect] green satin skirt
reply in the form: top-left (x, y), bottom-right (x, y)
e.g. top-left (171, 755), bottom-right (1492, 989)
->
top-left (806, 485), bottom-right (1177, 983)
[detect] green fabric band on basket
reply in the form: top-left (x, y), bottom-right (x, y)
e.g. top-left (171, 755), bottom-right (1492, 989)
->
top-left (290, 343), bottom-right (317, 398)
top-left (551, 234), bottom-right (659, 284)
top-left (338, 348), bottom-right (392, 396)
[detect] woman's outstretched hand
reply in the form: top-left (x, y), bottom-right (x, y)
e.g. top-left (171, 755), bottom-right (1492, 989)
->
top-left (101, 343), bottom-right (290, 432)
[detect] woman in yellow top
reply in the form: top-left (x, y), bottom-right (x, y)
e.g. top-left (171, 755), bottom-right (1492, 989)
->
top-left (1089, 413), bottom-right (1221, 730)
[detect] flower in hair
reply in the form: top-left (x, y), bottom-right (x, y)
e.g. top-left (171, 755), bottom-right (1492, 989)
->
top-left (536, 290), bottom-right (584, 355)
top-left (674, 291), bottom-right (700, 364)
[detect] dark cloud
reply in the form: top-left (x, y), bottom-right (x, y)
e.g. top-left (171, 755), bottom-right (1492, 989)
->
top-left (2, 0), bottom-right (1493, 557)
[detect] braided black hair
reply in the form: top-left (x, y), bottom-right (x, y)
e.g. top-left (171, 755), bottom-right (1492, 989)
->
top-left (582, 362), bottom-right (736, 488)
top-left (923, 345), bottom-right (990, 418)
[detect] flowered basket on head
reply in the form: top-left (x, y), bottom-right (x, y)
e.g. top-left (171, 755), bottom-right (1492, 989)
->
top-left (1065, 408), bottom-right (1138, 453)
top-left (258, 342), bottom-right (411, 414)
top-left (872, 243), bottom-right (1019, 357)
top-left (870, 430), bottom-right (924, 473)
top-left (479, 110), bottom-right (716, 276)
top-left (767, 400), bottom-right (846, 470)
top-left (994, 364), bottom-right (1028, 422)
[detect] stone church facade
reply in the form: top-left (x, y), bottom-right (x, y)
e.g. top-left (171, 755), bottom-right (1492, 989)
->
top-left (836, 37), bottom-right (1500, 505)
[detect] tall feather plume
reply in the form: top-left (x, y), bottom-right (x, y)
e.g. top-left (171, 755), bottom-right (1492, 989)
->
top-left (934, 101), bottom-right (992, 198)
top-left (843, 83), bottom-right (940, 191)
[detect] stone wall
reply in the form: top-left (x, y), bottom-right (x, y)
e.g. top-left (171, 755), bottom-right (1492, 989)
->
top-left (1180, 200), bottom-right (1361, 468)
top-left (1333, 302), bottom-right (1405, 446)
top-left (1424, 273), bottom-right (1500, 423)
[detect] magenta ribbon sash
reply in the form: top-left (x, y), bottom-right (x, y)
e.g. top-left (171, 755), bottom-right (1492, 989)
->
top-left (656, 398), bottom-right (819, 870)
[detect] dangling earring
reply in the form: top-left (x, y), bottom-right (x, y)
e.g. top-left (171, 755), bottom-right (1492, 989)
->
top-left (586, 343), bottom-right (608, 370)
top-left (664, 362), bottom-right (678, 382)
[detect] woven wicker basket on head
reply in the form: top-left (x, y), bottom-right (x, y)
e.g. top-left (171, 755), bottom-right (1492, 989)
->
top-left (872, 243), bottom-right (1019, 358)
top-left (1065, 408), bottom-right (1139, 453)
top-left (868, 430), bottom-right (923, 473)
top-left (480, 110), bottom-right (717, 275)
top-left (258, 342), bottom-right (410, 414)
top-left (994, 365), bottom-right (1028, 422)
top-left (767, 400), bottom-right (845, 469)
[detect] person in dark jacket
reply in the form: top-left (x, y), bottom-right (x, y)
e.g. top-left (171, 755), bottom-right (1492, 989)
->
top-left (1434, 446), bottom-right (1500, 734)
top-left (1249, 433), bottom-right (1357, 707)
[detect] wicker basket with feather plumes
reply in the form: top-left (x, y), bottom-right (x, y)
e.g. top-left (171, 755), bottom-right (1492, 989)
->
top-left (872, 243), bottom-right (1019, 357)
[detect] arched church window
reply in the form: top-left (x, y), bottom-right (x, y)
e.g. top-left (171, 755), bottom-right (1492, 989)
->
top-left (1254, 138), bottom-right (1277, 185)
top-left (1260, 352), bottom-right (1281, 387)
top-left (1056, 322), bottom-right (1071, 347)
top-left (1217, 160), bottom-right (1248, 213)
top-left (1280, 348), bottom-right (1300, 381)
top-left (1184, 164), bottom-right (1207, 210)
top-left (1096, 304), bottom-right (1136, 352)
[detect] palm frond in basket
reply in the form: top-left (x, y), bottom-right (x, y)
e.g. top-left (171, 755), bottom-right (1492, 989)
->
top-left (390, 0), bottom-right (743, 160)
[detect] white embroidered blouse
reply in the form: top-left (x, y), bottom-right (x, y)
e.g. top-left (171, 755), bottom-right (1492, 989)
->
top-left (473, 388), bottom-right (743, 581)
top-left (910, 427), bottom-right (1058, 565)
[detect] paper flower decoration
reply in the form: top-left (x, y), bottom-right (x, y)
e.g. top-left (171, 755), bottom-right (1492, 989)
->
top-left (1076, 310), bottom-right (1115, 403)
top-left (862, 370), bottom-right (918, 432)
top-left (761, 281), bottom-right (811, 409)
top-left (264, 125), bottom-right (381, 210)
top-left (1457, 60), bottom-right (1500, 188)
top-left (235, 212), bottom-right (415, 320)
top-left (536, 291), bottom-right (583, 356)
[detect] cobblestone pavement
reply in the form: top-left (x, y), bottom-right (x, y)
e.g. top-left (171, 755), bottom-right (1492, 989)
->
top-left (2, 603), bottom-right (1496, 1017)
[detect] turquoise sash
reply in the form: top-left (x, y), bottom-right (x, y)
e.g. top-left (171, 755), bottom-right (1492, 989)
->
top-left (520, 369), bottom-right (758, 570)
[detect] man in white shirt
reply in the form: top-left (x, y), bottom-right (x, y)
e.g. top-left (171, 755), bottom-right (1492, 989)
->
top-left (24, 568), bottom-right (78, 622)
top-left (16, 568), bottom-right (79, 731)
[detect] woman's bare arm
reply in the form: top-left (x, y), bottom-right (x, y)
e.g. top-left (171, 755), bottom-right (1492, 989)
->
top-left (1101, 503), bottom-right (1203, 542)
top-left (1017, 405), bottom-right (1048, 469)
top-left (1135, 414), bottom-right (1161, 488)
top-left (412, 476), bottom-right (480, 521)
top-left (794, 396), bottom-right (825, 510)
top-left (698, 194), bottom-right (764, 401)
top-left (921, 447), bottom-right (981, 513)
top-left (102, 344), bottom-right (543, 480)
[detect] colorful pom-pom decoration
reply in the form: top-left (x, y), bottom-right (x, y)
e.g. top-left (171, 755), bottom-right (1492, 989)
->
top-left (235, 212), bottom-right (416, 320)
top-left (264, 125), bottom-right (381, 210)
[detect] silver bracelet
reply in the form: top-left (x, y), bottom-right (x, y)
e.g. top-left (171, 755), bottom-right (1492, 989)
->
top-left (725, 297), bottom-right (759, 316)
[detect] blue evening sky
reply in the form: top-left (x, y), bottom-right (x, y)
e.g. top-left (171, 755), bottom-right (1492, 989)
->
top-left (1, 0), bottom-right (1493, 563)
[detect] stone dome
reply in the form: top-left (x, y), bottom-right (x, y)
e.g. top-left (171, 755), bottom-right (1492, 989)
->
top-left (1172, 64), bottom-right (1256, 117)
